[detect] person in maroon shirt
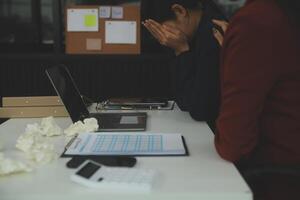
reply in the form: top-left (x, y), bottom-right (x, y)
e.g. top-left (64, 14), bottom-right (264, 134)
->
top-left (213, 0), bottom-right (300, 167)
top-left (213, 2), bottom-right (300, 198)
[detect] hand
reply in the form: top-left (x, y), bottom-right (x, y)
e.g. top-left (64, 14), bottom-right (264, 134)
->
top-left (143, 19), bottom-right (189, 55)
top-left (212, 19), bottom-right (229, 46)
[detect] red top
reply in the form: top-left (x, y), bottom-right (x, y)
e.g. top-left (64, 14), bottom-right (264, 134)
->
top-left (215, 0), bottom-right (300, 165)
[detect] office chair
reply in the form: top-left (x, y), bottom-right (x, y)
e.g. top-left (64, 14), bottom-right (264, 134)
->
top-left (241, 165), bottom-right (300, 200)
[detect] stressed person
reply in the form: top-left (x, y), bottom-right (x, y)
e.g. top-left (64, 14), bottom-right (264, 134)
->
top-left (143, 0), bottom-right (226, 130)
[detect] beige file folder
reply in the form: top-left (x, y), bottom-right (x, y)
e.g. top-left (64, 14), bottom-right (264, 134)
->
top-left (0, 106), bottom-right (69, 118)
top-left (2, 96), bottom-right (63, 107)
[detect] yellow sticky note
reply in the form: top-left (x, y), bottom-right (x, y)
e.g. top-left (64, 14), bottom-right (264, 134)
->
top-left (84, 15), bottom-right (97, 27)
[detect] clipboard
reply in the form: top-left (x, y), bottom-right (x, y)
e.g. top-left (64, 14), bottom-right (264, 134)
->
top-left (61, 133), bottom-right (189, 157)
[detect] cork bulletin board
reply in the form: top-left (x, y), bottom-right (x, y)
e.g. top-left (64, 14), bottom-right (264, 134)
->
top-left (65, 5), bottom-right (141, 55)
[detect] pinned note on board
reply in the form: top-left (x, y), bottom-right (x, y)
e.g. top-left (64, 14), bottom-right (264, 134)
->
top-left (99, 6), bottom-right (111, 18)
top-left (111, 6), bottom-right (124, 19)
top-left (84, 15), bottom-right (97, 27)
top-left (86, 38), bottom-right (102, 51)
top-left (67, 9), bottom-right (99, 32)
top-left (105, 21), bottom-right (137, 44)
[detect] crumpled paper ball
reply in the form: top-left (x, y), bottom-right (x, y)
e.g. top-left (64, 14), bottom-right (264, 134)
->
top-left (16, 124), bottom-right (44, 153)
top-left (0, 140), bottom-right (3, 151)
top-left (16, 120), bottom-right (58, 165)
top-left (64, 118), bottom-right (99, 137)
top-left (25, 142), bottom-right (58, 165)
top-left (0, 153), bottom-right (32, 176)
top-left (40, 117), bottom-right (62, 137)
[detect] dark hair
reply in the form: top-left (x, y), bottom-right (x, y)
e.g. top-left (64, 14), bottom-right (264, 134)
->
top-left (275, 0), bottom-right (300, 28)
top-left (146, 0), bottom-right (203, 22)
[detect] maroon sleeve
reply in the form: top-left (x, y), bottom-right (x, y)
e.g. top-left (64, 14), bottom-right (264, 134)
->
top-left (214, 9), bottom-right (281, 162)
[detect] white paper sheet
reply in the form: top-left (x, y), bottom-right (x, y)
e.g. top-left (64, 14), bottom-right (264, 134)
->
top-left (111, 6), bottom-right (124, 19)
top-left (99, 6), bottom-right (111, 18)
top-left (105, 21), bottom-right (137, 44)
top-left (67, 9), bottom-right (99, 32)
top-left (64, 133), bottom-right (186, 156)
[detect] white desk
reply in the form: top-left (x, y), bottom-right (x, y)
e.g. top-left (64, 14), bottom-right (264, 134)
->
top-left (0, 109), bottom-right (252, 200)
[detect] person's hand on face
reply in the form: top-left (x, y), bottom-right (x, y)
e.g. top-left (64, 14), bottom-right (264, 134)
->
top-left (143, 19), bottom-right (190, 56)
top-left (212, 19), bottom-right (229, 46)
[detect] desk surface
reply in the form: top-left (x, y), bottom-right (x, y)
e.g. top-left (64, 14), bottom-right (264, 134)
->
top-left (0, 109), bottom-right (252, 200)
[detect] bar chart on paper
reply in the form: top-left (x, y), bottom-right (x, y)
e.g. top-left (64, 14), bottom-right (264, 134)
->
top-left (64, 133), bottom-right (187, 156)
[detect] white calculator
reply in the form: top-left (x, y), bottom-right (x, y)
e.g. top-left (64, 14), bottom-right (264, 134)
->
top-left (71, 160), bottom-right (156, 192)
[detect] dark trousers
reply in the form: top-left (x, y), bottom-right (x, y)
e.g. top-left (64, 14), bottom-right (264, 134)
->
top-left (236, 163), bottom-right (300, 200)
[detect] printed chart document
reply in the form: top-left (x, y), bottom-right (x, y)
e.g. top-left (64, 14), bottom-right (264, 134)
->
top-left (63, 132), bottom-right (187, 156)
top-left (105, 21), bottom-right (137, 44)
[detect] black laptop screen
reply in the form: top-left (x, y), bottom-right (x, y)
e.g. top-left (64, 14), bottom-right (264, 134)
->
top-left (46, 65), bottom-right (89, 123)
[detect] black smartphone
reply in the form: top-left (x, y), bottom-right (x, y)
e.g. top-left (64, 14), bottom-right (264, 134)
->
top-left (66, 156), bottom-right (137, 169)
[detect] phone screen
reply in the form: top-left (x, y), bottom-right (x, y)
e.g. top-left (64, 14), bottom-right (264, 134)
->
top-left (76, 162), bottom-right (101, 179)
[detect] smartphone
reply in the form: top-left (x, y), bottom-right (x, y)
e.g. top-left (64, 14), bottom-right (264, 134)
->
top-left (66, 156), bottom-right (137, 169)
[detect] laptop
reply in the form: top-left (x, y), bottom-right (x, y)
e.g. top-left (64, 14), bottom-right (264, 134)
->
top-left (46, 65), bottom-right (147, 132)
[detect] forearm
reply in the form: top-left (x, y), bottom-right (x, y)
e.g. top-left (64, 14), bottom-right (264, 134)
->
top-left (173, 51), bottom-right (220, 122)
top-left (174, 43), bottom-right (190, 56)
top-left (172, 51), bottom-right (196, 111)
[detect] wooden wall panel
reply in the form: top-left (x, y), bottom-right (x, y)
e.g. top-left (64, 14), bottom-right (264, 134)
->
top-left (0, 55), bottom-right (174, 104)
